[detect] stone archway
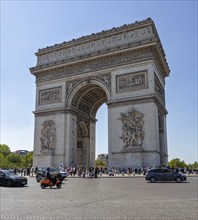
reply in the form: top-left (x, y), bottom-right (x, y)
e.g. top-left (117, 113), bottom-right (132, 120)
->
top-left (65, 80), bottom-right (109, 168)
top-left (30, 18), bottom-right (170, 169)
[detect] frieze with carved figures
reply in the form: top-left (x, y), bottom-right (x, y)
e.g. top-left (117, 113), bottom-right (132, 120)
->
top-left (118, 109), bottom-right (144, 147)
top-left (117, 71), bottom-right (147, 93)
top-left (35, 48), bottom-right (156, 82)
top-left (36, 23), bottom-right (154, 66)
top-left (39, 87), bottom-right (62, 105)
top-left (40, 120), bottom-right (56, 153)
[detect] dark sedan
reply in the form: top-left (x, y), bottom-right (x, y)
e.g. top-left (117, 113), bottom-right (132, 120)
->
top-left (145, 168), bottom-right (187, 183)
top-left (0, 170), bottom-right (28, 187)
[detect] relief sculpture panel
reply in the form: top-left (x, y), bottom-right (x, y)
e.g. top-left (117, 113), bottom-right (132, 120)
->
top-left (117, 71), bottom-right (147, 93)
top-left (39, 87), bottom-right (62, 105)
top-left (118, 109), bottom-right (144, 147)
top-left (40, 120), bottom-right (56, 153)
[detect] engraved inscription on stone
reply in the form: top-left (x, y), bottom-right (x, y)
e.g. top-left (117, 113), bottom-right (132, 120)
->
top-left (40, 120), bottom-right (56, 153)
top-left (39, 87), bottom-right (62, 105)
top-left (118, 109), bottom-right (144, 147)
top-left (116, 71), bottom-right (147, 93)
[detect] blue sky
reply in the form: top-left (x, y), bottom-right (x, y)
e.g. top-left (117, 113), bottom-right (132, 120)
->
top-left (1, 0), bottom-right (197, 164)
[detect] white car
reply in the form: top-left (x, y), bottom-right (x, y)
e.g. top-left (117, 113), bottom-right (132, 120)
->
top-left (59, 170), bottom-right (67, 180)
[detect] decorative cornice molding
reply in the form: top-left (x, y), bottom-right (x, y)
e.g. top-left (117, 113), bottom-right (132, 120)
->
top-left (107, 94), bottom-right (168, 115)
top-left (33, 107), bottom-right (66, 117)
top-left (112, 150), bottom-right (160, 154)
top-left (36, 18), bottom-right (154, 54)
top-left (34, 106), bottom-right (97, 123)
top-left (31, 45), bottom-right (167, 83)
top-left (30, 18), bottom-right (170, 76)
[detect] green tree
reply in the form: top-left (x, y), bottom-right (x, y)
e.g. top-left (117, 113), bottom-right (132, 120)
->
top-left (168, 158), bottom-right (187, 169)
top-left (21, 152), bottom-right (33, 168)
top-left (6, 153), bottom-right (22, 168)
top-left (186, 163), bottom-right (193, 169)
top-left (95, 159), bottom-right (107, 167)
top-left (0, 157), bottom-right (9, 169)
top-left (191, 161), bottom-right (198, 169)
top-left (0, 153), bottom-right (5, 168)
top-left (0, 144), bottom-right (11, 156)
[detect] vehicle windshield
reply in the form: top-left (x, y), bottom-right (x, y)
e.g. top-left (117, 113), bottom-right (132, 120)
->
top-left (3, 170), bottom-right (17, 176)
top-left (50, 168), bottom-right (59, 173)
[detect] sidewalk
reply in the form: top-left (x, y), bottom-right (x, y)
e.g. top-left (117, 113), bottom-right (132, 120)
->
top-left (67, 174), bottom-right (198, 178)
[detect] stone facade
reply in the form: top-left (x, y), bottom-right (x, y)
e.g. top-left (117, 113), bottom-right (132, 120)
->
top-left (30, 18), bottom-right (170, 169)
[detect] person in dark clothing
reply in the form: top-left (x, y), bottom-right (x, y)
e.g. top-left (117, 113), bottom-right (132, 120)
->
top-left (46, 167), bottom-right (56, 184)
top-left (95, 167), bottom-right (98, 178)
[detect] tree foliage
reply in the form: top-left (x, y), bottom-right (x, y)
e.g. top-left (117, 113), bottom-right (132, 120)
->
top-left (0, 144), bottom-right (11, 156)
top-left (21, 152), bottom-right (33, 168)
top-left (7, 153), bottom-right (22, 164)
top-left (95, 159), bottom-right (107, 167)
top-left (168, 158), bottom-right (186, 168)
top-left (0, 144), bottom-right (33, 169)
top-left (168, 158), bottom-right (198, 169)
top-left (191, 161), bottom-right (198, 169)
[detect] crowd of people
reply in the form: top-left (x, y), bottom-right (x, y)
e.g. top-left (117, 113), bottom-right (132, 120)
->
top-left (13, 167), bottom-right (35, 176)
top-left (66, 166), bottom-right (149, 178)
top-left (11, 166), bottom-right (198, 178)
top-left (65, 166), bottom-right (198, 178)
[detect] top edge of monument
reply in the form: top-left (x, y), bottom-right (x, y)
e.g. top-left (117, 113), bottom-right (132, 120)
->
top-left (36, 18), bottom-right (154, 54)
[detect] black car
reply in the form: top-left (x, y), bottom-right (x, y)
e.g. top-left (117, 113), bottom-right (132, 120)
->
top-left (36, 167), bottom-right (67, 182)
top-left (0, 170), bottom-right (28, 187)
top-left (145, 168), bottom-right (187, 183)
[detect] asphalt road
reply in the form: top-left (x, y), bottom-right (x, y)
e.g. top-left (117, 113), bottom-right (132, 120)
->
top-left (0, 176), bottom-right (197, 220)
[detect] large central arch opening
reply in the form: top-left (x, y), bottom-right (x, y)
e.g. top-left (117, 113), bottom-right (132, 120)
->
top-left (71, 84), bottom-right (107, 117)
top-left (96, 104), bottom-right (108, 160)
top-left (70, 82), bottom-right (109, 168)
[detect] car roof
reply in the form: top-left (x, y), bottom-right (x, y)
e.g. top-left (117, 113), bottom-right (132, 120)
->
top-left (0, 170), bottom-right (13, 171)
top-left (148, 168), bottom-right (171, 171)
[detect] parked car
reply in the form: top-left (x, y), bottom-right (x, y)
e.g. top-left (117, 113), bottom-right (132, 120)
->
top-left (36, 167), bottom-right (67, 182)
top-left (0, 170), bottom-right (28, 187)
top-left (145, 168), bottom-right (187, 183)
top-left (59, 170), bottom-right (67, 179)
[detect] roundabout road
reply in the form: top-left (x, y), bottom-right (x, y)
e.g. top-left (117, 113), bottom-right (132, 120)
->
top-left (0, 176), bottom-right (197, 220)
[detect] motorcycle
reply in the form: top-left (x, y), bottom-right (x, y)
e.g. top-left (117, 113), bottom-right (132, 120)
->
top-left (40, 177), bottom-right (62, 189)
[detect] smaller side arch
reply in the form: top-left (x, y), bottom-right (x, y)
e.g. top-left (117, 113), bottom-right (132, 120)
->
top-left (77, 120), bottom-right (89, 137)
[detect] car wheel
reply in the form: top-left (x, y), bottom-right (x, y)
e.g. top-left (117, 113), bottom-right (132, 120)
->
top-left (41, 183), bottom-right (46, 189)
top-left (175, 177), bottom-right (182, 183)
top-left (150, 177), bottom-right (156, 183)
top-left (6, 180), bottom-right (12, 187)
top-left (56, 183), bottom-right (61, 189)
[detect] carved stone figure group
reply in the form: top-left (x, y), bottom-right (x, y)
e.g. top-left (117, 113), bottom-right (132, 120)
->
top-left (119, 110), bottom-right (144, 147)
top-left (40, 120), bottom-right (56, 152)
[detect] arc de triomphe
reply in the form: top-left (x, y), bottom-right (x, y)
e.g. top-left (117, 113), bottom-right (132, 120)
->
top-left (30, 18), bottom-right (170, 169)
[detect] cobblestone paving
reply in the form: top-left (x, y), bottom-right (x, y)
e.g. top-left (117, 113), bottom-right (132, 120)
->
top-left (0, 176), bottom-right (197, 220)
